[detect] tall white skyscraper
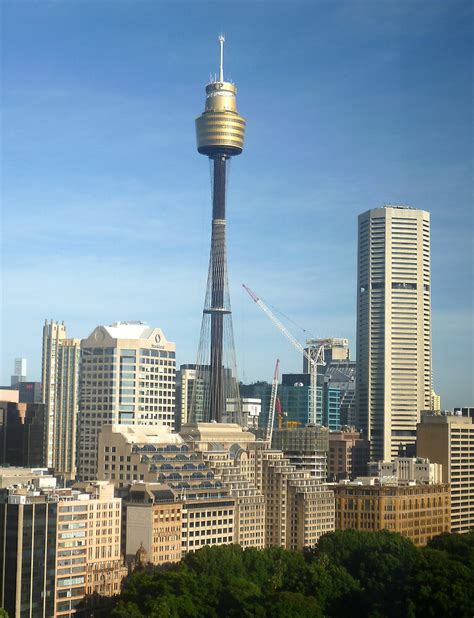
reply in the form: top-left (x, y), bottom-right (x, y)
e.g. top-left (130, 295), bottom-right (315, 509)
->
top-left (41, 320), bottom-right (80, 475)
top-left (356, 206), bottom-right (431, 461)
top-left (77, 321), bottom-right (176, 480)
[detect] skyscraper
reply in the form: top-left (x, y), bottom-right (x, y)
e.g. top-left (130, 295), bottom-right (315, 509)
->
top-left (190, 36), bottom-right (246, 424)
top-left (356, 206), bottom-right (431, 461)
top-left (10, 357), bottom-right (27, 386)
top-left (41, 320), bottom-right (80, 475)
top-left (77, 321), bottom-right (176, 480)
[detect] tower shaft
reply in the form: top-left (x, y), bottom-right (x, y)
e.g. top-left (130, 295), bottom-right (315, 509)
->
top-left (209, 156), bottom-right (227, 421)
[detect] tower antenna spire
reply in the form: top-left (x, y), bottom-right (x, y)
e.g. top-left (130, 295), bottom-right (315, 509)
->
top-left (218, 34), bottom-right (225, 82)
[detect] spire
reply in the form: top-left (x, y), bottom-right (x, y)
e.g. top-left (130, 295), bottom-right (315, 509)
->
top-left (218, 34), bottom-right (225, 82)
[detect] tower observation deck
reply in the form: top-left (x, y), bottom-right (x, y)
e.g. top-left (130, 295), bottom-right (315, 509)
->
top-left (190, 36), bottom-right (246, 424)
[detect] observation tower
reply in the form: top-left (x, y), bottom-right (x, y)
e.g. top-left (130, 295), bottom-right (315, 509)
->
top-left (190, 36), bottom-right (246, 424)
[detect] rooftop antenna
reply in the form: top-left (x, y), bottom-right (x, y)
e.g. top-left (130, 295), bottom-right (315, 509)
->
top-left (218, 34), bottom-right (225, 82)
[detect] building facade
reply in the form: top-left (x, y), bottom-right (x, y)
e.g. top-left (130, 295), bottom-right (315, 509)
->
top-left (77, 321), bottom-right (176, 480)
top-left (356, 206), bottom-right (431, 461)
top-left (417, 412), bottom-right (474, 533)
top-left (334, 479), bottom-right (450, 546)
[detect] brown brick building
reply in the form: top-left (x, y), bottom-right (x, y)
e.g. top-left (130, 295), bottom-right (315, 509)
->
top-left (334, 480), bottom-right (450, 546)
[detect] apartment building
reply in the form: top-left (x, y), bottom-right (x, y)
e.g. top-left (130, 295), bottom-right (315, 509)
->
top-left (78, 321), bottom-right (176, 480)
top-left (417, 412), bottom-right (474, 533)
top-left (334, 478), bottom-right (450, 546)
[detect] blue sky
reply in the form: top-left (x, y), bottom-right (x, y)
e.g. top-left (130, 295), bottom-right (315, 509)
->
top-left (1, 0), bottom-right (472, 408)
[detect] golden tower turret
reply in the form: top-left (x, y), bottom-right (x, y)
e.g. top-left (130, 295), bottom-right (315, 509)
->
top-left (195, 35), bottom-right (246, 157)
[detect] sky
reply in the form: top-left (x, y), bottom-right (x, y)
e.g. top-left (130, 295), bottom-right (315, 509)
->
top-left (0, 0), bottom-right (472, 408)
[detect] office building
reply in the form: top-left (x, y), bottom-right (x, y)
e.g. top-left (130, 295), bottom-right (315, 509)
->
top-left (42, 320), bottom-right (80, 475)
top-left (0, 479), bottom-right (125, 617)
top-left (77, 321), bottom-right (176, 480)
top-left (17, 381), bottom-right (42, 403)
top-left (0, 389), bottom-right (47, 467)
top-left (417, 412), bottom-right (474, 533)
top-left (356, 206), bottom-right (431, 461)
top-left (280, 374), bottom-right (341, 430)
top-left (175, 364), bottom-right (195, 430)
top-left (334, 478), bottom-right (450, 546)
top-left (10, 357), bottom-right (27, 386)
top-left (328, 429), bottom-right (370, 481)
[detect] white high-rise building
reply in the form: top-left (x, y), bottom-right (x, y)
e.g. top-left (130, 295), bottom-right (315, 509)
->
top-left (77, 321), bottom-right (176, 480)
top-left (356, 206), bottom-right (431, 461)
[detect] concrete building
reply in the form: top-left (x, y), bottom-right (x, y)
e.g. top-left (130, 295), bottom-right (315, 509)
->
top-left (328, 429), bottom-right (369, 481)
top-left (368, 457), bottom-right (442, 484)
top-left (11, 357), bottom-right (27, 386)
top-left (0, 389), bottom-right (47, 467)
top-left (272, 426), bottom-right (329, 481)
top-left (175, 364), bottom-right (195, 430)
top-left (417, 412), bottom-right (474, 533)
top-left (334, 478), bottom-right (450, 546)
top-left (356, 206), bottom-right (432, 461)
top-left (78, 321), bottom-right (176, 480)
top-left (0, 479), bottom-right (125, 617)
top-left (42, 320), bottom-right (80, 475)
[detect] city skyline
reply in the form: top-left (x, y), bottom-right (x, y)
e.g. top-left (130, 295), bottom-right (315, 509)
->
top-left (1, 1), bottom-right (472, 409)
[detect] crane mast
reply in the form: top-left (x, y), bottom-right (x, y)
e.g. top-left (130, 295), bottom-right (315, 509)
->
top-left (266, 359), bottom-right (279, 444)
top-left (242, 284), bottom-right (326, 426)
